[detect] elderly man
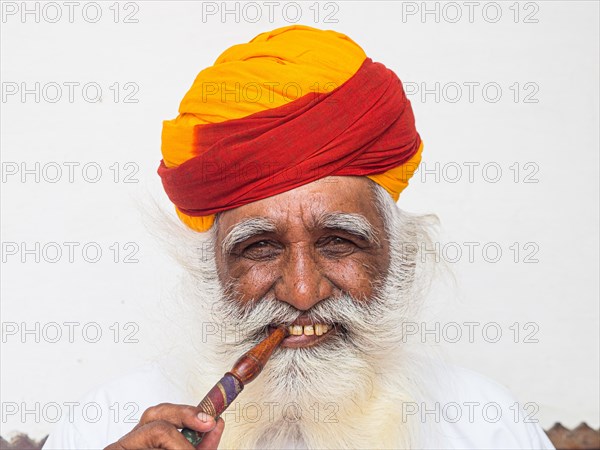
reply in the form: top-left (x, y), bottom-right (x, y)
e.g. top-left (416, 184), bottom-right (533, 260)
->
top-left (43, 26), bottom-right (554, 449)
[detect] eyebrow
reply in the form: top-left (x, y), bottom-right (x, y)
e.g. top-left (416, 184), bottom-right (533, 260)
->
top-left (220, 212), bottom-right (380, 255)
top-left (221, 217), bottom-right (278, 256)
top-left (315, 212), bottom-right (380, 246)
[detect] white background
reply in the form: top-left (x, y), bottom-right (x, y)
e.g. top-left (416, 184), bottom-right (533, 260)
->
top-left (1, 0), bottom-right (598, 441)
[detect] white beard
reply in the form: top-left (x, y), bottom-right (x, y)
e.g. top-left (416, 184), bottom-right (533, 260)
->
top-left (151, 189), bottom-right (440, 449)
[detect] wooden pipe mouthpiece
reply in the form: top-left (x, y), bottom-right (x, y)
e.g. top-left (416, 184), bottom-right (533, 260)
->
top-left (181, 326), bottom-right (288, 447)
top-left (230, 326), bottom-right (288, 384)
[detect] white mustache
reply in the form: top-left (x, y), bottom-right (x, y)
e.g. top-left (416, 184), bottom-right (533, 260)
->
top-left (209, 291), bottom-right (397, 354)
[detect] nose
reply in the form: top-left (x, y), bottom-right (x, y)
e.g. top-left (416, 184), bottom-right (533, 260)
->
top-left (274, 243), bottom-right (334, 311)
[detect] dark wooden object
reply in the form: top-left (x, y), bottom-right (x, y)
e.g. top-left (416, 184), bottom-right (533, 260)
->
top-left (546, 423), bottom-right (600, 450)
top-left (181, 326), bottom-right (288, 446)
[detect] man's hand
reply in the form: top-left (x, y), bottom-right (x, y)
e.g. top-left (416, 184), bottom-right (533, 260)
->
top-left (104, 403), bottom-right (225, 450)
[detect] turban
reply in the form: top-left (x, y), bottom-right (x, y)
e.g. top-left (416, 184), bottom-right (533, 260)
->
top-left (159, 25), bottom-right (423, 232)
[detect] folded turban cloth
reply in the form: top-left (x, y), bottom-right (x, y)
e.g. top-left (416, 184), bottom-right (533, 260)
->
top-left (159, 25), bottom-right (423, 232)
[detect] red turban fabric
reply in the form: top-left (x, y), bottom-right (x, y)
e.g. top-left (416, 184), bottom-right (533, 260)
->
top-left (158, 25), bottom-right (423, 232)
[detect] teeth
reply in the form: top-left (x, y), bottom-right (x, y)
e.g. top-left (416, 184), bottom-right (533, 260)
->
top-left (287, 324), bottom-right (330, 337)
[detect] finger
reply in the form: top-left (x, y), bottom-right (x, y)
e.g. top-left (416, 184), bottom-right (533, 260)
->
top-left (134, 403), bottom-right (216, 433)
top-left (196, 417), bottom-right (225, 450)
top-left (120, 420), bottom-right (196, 450)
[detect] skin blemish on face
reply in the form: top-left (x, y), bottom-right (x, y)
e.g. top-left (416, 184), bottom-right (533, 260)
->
top-left (214, 176), bottom-right (391, 312)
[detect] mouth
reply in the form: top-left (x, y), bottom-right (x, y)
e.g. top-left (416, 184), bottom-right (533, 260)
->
top-left (268, 321), bottom-right (337, 348)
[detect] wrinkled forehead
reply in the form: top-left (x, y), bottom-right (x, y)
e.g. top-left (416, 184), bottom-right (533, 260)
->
top-left (214, 176), bottom-right (385, 241)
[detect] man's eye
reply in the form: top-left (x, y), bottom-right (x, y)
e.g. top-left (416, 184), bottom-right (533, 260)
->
top-left (320, 236), bottom-right (356, 254)
top-left (242, 241), bottom-right (279, 259)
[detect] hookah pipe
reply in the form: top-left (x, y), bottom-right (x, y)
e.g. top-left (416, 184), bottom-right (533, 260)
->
top-left (181, 326), bottom-right (289, 447)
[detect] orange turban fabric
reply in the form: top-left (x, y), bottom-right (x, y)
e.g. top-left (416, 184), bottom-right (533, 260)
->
top-left (159, 25), bottom-right (423, 232)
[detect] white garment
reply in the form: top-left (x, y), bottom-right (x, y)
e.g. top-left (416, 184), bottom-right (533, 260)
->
top-left (42, 362), bottom-right (555, 449)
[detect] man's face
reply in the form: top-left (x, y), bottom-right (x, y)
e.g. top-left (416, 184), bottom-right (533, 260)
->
top-left (214, 176), bottom-right (391, 347)
top-left (185, 176), bottom-right (421, 449)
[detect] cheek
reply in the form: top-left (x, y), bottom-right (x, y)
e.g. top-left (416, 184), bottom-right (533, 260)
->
top-left (229, 257), bottom-right (384, 302)
top-left (220, 260), bottom-right (280, 303)
top-left (322, 256), bottom-right (384, 300)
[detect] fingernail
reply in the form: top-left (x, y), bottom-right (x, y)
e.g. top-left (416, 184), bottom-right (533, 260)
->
top-left (197, 412), bottom-right (213, 423)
